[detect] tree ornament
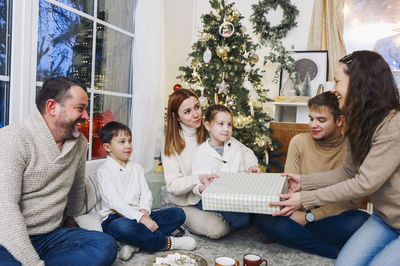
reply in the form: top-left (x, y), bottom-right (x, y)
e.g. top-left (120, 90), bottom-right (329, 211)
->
top-left (173, 84), bottom-right (182, 91)
top-left (232, 9), bottom-right (240, 19)
top-left (244, 63), bottom-right (252, 73)
top-left (203, 47), bottom-right (212, 63)
top-left (216, 75), bottom-right (230, 94)
top-left (222, 56), bottom-right (228, 63)
top-left (219, 21), bottom-right (235, 38)
top-left (249, 54), bottom-right (259, 65)
top-left (233, 114), bottom-right (246, 129)
top-left (226, 15), bottom-right (234, 22)
top-left (256, 135), bottom-right (272, 147)
top-left (241, 26), bottom-right (247, 33)
top-left (199, 94), bottom-right (208, 107)
top-left (216, 46), bottom-right (228, 58)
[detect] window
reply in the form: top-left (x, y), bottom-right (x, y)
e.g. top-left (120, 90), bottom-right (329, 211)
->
top-left (0, 0), bottom-right (11, 127)
top-left (344, 0), bottom-right (400, 88)
top-left (36, 0), bottom-right (137, 159)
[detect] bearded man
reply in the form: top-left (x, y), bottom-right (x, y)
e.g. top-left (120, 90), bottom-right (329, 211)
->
top-left (0, 77), bottom-right (117, 265)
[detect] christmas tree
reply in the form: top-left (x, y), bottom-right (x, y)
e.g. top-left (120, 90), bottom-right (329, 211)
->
top-left (178, 0), bottom-right (283, 170)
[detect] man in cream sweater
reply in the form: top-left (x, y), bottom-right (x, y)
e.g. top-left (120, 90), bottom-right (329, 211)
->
top-left (254, 92), bottom-right (369, 258)
top-left (0, 77), bottom-right (117, 265)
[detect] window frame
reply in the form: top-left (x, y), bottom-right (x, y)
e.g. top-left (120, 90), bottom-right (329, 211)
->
top-left (9, 0), bottom-right (136, 160)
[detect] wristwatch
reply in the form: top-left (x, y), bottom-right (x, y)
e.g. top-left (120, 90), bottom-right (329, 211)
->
top-left (305, 211), bottom-right (315, 223)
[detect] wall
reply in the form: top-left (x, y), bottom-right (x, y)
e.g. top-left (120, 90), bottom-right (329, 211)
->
top-left (164, 0), bottom-right (315, 107)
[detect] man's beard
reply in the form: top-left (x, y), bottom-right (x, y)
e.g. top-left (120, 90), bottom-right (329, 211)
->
top-left (57, 118), bottom-right (86, 139)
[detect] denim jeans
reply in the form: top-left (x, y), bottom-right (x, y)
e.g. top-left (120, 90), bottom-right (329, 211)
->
top-left (336, 212), bottom-right (400, 266)
top-left (102, 207), bottom-right (185, 252)
top-left (195, 200), bottom-right (250, 228)
top-left (253, 209), bottom-right (370, 259)
top-left (0, 227), bottom-right (118, 266)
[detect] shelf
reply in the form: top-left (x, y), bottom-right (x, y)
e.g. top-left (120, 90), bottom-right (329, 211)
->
top-left (273, 101), bottom-right (309, 123)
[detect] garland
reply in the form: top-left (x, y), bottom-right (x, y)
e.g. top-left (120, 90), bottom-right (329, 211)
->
top-left (250, 0), bottom-right (299, 83)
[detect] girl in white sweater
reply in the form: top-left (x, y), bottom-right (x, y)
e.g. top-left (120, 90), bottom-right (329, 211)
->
top-left (192, 105), bottom-right (260, 228)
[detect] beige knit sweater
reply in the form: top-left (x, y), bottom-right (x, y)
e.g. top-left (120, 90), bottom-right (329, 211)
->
top-left (0, 110), bottom-right (87, 265)
top-left (301, 110), bottom-right (400, 229)
top-left (285, 133), bottom-right (362, 221)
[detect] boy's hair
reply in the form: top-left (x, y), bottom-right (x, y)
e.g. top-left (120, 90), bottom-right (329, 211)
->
top-left (205, 104), bottom-right (233, 123)
top-left (308, 91), bottom-right (342, 121)
top-left (99, 121), bottom-right (132, 144)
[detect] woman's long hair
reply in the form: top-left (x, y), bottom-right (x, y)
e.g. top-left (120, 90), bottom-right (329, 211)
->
top-left (164, 89), bottom-right (206, 157)
top-left (340, 50), bottom-right (400, 167)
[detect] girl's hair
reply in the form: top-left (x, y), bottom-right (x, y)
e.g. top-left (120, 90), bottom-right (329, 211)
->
top-left (339, 50), bottom-right (400, 167)
top-left (164, 88), bottom-right (206, 156)
top-left (204, 104), bottom-right (233, 123)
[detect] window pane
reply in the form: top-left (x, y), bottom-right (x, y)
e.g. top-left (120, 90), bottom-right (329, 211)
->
top-left (97, 0), bottom-right (136, 33)
top-left (344, 0), bottom-right (400, 70)
top-left (94, 24), bottom-right (133, 94)
top-left (0, 81), bottom-right (9, 127)
top-left (0, 0), bottom-right (11, 76)
top-left (37, 0), bottom-right (93, 88)
top-left (81, 93), bottom-right (132, 159)
top-left (55, 0), bottom-right (94, 16)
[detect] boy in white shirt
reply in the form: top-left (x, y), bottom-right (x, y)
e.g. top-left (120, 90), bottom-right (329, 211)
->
top-left (97, 121), bottom-right (196, 255)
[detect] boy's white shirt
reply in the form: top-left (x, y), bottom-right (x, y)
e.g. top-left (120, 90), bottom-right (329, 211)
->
top-left (97, 156), bottom-right (153, 222)
top-left (191, 137), bottom-right (258, 196)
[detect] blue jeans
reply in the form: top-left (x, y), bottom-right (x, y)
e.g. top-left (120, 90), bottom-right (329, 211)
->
top-left (0, 227), bottom-right (118, 266)
top-left (253, 209), bottom-right (370, 259)
top-left (195, 200), bottom-right (250, 228)
top-left (102, 207), bottom-right (185, 252)
top-left (336, 212), bottom-right (400, 266)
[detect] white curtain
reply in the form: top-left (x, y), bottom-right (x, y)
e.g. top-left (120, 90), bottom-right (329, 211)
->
top-left (131, 0), bottom-right (165, 172)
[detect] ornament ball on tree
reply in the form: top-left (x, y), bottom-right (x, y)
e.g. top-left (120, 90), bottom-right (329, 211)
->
top-left (173, 84), bottom-right (182, 91)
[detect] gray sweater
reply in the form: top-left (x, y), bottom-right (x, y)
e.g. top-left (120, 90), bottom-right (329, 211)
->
top-left (0, 110), bottom-right (87, 265)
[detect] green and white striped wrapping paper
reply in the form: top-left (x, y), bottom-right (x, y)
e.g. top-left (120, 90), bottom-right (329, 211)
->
top-left (202, 172), bottom-right (288, 214)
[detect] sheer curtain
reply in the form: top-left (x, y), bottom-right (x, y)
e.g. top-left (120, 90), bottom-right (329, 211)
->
top-left (131, 0), bottom-right (165, 172)
top-left (307, 0), bottom-right (346, 80)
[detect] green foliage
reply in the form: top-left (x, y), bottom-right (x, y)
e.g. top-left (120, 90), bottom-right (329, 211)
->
top-left (177, 0), bottom-right (283, 171)
top-left (250, 0), bottom-right (299, 85)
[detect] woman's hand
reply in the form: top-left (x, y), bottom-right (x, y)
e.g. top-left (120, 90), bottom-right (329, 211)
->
top-left (282, 173), bottom-right (301, 193)
top-left (199, 174), bottom-right (218, 185)
top-left (246, 165), bottom-right (262, 173)
top-left (269, 192), bottom-right (302, 217)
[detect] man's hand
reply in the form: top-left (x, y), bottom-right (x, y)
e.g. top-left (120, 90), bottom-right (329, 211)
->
top-left (289, 211), bottom-right (307, 226)
top-left (281, 173), bottom-right (301, 193)
top-left (246, 165), bottom-right (262, 173)
top-left (270, 192), bottom-right (302, 216)
top-left (140, 215), bottom-right (158, 232)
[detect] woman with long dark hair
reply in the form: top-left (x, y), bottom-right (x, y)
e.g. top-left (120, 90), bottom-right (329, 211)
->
top-left (271, 50), bottom-right (400, 265)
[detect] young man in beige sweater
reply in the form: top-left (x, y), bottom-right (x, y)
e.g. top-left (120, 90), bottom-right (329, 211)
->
top-left (0, 77), bottom-right (117, 265)
top-left (253, 92), bottom-right (369, 258)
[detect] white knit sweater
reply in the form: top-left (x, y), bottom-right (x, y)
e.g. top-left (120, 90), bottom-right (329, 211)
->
top-left (0, 110), bottom-right (87, 265)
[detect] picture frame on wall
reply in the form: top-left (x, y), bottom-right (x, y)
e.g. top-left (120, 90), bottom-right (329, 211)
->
top-left (279, 50), bottom-right (329, 97)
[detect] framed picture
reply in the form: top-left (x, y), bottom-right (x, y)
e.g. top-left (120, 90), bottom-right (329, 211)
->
top-left (279, 50), bottom-right (329, 97)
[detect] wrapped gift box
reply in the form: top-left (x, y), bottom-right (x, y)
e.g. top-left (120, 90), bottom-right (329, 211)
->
top-left (202, 173), bottom-right (288, 214)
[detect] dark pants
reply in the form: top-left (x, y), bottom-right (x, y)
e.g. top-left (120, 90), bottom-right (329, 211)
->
top-left (253, 209), bottom-right (370, 259)
top-left (0, 227), bottom-right (118, 266)
top-left (196, 200), bottom-right (250, 228)
top-left (102, 207), bottom-right (185, 252)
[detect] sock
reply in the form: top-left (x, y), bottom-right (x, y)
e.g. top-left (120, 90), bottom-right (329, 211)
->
top-left (169, 236), bottom-right (196, 251)
top-left (118, 244), bottom-right (139, 261)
